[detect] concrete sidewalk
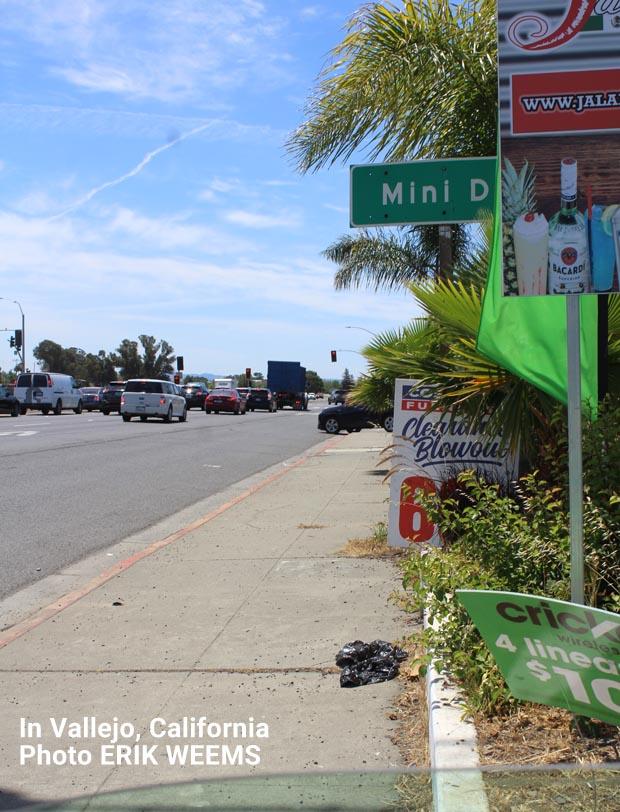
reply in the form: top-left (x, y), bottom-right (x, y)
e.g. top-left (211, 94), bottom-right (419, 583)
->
top-left (0, 429), bottom-right (413, 809)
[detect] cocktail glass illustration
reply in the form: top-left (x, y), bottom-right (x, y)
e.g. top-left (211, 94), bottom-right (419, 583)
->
top-left (513, 212), bottom-right (548, 296)
top-left (590, 204), bottom-right (616, 292)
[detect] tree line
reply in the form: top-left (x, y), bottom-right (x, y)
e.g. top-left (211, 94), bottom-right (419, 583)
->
top-left (19, 339), bottom-right (338, 393)
top-left (31, 335), bottom-right (176, 385)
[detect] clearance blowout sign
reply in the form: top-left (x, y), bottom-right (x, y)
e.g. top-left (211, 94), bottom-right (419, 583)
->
top-left (387, 380), bottom-right (518, 548)
top-left (458, 590), bottom-right (620, 724)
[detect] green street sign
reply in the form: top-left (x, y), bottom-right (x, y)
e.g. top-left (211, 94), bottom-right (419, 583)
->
top-left (457, 590), bottom-right (620, 725)
top-left (350, 157), bottom-right (496, 227)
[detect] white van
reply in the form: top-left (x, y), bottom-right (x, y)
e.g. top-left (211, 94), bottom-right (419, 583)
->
top-left (14, 372), bottom-right (83, 415)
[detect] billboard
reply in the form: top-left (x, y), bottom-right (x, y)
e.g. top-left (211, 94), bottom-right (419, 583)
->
top-left (387, 381), bottom-right (518, 548)
top-left (499, 0), bottom-right (620, 296)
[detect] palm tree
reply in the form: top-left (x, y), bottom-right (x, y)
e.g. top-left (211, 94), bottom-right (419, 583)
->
top-left (286, 0), bottom-right (497, 171)
top-left (353, 228), bottom-right (620, 456)
top-left (325, 224), bottom-right (473, 291)
top-left (286, 0), bottom-right (497, 290)
top-left (286, 0), bottom-right (620, 454)
top-left (350, 229), bottom-right (550, 457)
top-left (286, 0), bottom-right (496, 291)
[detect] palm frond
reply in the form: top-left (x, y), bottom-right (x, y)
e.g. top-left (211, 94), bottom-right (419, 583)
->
top-left (285, 0), bottom-right (497, 173)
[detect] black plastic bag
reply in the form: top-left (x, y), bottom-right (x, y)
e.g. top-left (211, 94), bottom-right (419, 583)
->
top-left (336, 639), bottom-right (408, 687)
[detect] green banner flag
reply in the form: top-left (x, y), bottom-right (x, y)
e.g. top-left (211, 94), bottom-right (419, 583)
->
top-left (476, 160), bottom-right (598, 406)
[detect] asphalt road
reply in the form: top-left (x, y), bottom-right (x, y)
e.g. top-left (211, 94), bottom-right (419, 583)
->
top-left (0, 402), bottom-right (326, 601)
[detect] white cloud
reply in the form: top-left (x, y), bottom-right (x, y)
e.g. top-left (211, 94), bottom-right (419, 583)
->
top-left (104, 208), bottom-right (257, 254)
top-left (223, 209), bottom-right (301, 229)
top-left (324, 202), bottom-right (348, 215)
top-left (0, 0), bottom-right (295, 103)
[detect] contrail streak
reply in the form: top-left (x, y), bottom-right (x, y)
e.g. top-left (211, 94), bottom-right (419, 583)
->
top-left (46, 123), bottom-right (211, 222)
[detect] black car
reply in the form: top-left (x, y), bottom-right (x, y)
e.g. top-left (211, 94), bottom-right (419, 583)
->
top-left (318, 404), bottom-right (393, 435)
top-left (235, 387), bottom-right (251, 403)
top-left (181, 382), bottom-right (210, 409)
top-left (0, 385), bottom-right (19, 417)
top-left (99, 381), bottom-right (126, 415)
top-left (245, 388), bottom-right (277, 412)
top-left (81, 387), bottom-right (102, 411)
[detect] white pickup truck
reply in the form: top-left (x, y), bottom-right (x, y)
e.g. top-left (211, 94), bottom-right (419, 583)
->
top-left (120, 379), bottom-right (187, 423)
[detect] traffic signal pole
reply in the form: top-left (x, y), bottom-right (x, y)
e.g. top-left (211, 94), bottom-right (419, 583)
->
top-left (0, 299), bottom-right (25, 372)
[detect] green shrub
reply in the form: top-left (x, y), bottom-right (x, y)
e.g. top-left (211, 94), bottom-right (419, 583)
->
top-left (396, 397), bottom-right (620, 716)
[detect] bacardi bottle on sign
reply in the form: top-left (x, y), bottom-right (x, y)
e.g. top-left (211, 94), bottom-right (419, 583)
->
top-left (547, 158), bottom-right (590, 294)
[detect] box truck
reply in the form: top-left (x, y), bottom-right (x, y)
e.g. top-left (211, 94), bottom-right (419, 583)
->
top-left (267, 361), bottom-right (308, 410)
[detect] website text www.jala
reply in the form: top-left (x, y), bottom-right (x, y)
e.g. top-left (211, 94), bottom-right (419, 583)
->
top-left (520, 91), bottom-right (620, 114)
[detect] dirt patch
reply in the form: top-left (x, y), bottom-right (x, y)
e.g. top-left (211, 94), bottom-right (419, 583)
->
top-left (392, 672), bottom-right (620, 769)
top-left (391, 672), bottom-right (430, 768)
top-left (475, 704), bottom-right (620, 767)
top-left (339, 536), bottom-right (405, 558)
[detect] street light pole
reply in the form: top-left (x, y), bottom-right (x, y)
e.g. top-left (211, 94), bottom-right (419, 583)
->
top-left (345, 325), bottom-right (376, 337)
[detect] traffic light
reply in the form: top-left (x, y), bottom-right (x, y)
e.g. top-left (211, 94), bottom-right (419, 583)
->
top-left (331, 350), bottom-right (337, 363)
top-left (9, 336), bottom-right (15, 348)
top-left (245, 367), bottom-right (252, 381)
top-left (14, 330), bottom-right (22, 351)
top-left (174, 374), bottom-right (181, 384)
top-left (177, 356), bottom-right (184, 372)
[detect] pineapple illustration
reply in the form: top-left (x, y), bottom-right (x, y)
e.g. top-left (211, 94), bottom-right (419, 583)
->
top-left (501, 158), bottom-right (537, 296)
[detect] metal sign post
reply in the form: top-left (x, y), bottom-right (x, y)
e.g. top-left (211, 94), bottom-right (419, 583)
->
top-left (566, 295), bottom-right (585, 605)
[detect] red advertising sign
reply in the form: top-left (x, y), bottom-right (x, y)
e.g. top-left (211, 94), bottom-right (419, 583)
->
top-left (499, 0), bottom-right (620, 297)
top-left (511, 69), bottom-right (620, 135)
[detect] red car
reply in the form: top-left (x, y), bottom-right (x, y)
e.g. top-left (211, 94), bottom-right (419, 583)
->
top-left (204, 388), bottom-right (247, 415)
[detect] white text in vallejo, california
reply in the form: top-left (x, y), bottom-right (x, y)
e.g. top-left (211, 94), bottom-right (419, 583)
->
top-left (19, 717), bottom-right (268, 767)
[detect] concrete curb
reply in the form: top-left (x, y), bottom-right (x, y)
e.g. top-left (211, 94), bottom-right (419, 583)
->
top-left (425, 612), bottom-right (489, 812)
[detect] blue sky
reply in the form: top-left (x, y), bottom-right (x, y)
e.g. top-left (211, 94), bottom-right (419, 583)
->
top-left (0, 0), bottom-right (417, 382)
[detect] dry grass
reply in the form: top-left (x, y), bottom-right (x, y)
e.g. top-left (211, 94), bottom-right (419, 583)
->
top-left (475, 704), bottom-right (620, 767)
top-left (392, 667), bottom-right (620, 768)
top-left (340, 537), bottom-right (405, 558)
top-left (338, 522), bottom-right (406, 559)
top-left (391, 676), bottom-right (620, 810)
top-left (391, 672), bottom-right (430, 768)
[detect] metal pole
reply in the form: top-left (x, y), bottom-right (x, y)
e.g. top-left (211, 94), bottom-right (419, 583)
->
top-left (598, 294), bottom-right (608, 402)
top-left (0, 298), bottom-right (25, 372)
top-left (566, 295), bottom-right (584, 605)
top-left (438, 224), bottom-right (452, 281)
